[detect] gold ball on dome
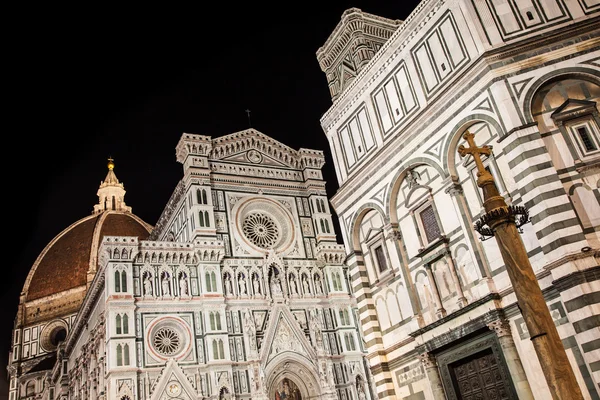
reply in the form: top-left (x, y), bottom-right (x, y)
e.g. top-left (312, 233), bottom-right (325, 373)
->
top-left (108, 157), bottom-right (115, 170)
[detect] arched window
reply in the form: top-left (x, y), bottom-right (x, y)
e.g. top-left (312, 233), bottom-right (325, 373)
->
top-left (112, 195), bottom-right (116, 210)
top-left (205, 271), bottom-right (212, 292)
top-left (212, 339), bottom-right (218, 359)
top-left (332, 271), bottom-right (342, 291)
top-left (115, 270), bottom-right (121, 292)
top-left (123, 344), bottom-right (130, 365)
top-left (218, 339), bottom-right (225, 359)
top-left (320, 199), bottom-right (326, 212)
top-left (339, 309), bottom-right (350, 325)
top-left (324, 219), bottom-right (331, 233)
top-left (316, 199), bottom-right (323, 213)
top-left (204, 211), bottom-right (210, 227)
top-left (25, 381), bottom-right (35, 396)
top-left (320, 219), bottom-right (326, 233)
top-left (210, 312), bottom-right (216, 330)
top-left (211, 272), bottom-right (217, 292)
top-left (116, 314), bottom-right (122, 334)
top-left (216, 312), bottom-right (222, 330)
top-left (345, 333), bottom-right (356, 351)
top-left (198, 188), bottom-right (209, 204)
top-left (116, 344), bottom-right (123, 366)
top-left (122, 314), bottom-right (129, 334)
top-left (199, 211), bottom-right (205, 227)
top-left (120, 270), bottom-right (127, 292)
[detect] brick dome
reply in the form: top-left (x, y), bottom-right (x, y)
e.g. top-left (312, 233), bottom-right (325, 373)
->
top-left (24, 212), bottom-right (152, 301)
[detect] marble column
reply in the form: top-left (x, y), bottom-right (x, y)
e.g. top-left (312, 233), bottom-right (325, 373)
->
top-left (425, 264), bottom-right (447, 319)
top-left (420, 352), bottom-right (446, 400)
top-left (488, 319), bottom-right (534, 400)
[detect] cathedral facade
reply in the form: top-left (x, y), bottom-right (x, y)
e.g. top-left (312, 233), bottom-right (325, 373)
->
top-left (316, 2), bottom-right (599, 400)
top-left (8, 131), bottom-right (370, 400)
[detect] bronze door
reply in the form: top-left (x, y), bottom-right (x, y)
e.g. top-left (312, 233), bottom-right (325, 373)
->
top-left (449, 348), bottom-right (510, 400)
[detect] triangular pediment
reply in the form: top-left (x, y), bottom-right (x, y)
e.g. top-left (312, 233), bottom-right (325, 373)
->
top-left (150, 359), bottom-right (198, 400)
top-left (551, 99), bottom-right (597, 118)
top-left (210, 128), bottom-right (301, 168)
top-left (261, 305), bottom-right (317, 366)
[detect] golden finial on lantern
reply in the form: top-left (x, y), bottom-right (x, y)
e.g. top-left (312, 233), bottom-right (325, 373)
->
top-left (108, 156), bottom-right (115, 170)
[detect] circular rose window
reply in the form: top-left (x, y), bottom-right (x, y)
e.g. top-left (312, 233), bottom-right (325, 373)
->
top-left (242, 212), bottom-right (279, 248)
top-left (233, 197), bottom-right (296, 254)
top-left (146, 316), bottom-right (192, 361)
top-left (152, 327), bottom-right (181, 356)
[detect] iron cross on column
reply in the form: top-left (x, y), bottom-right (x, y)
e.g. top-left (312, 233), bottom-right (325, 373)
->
top-left (457, 131), bottom-right (494, 187)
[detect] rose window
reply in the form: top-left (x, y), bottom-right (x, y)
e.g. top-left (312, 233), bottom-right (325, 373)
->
top-left (242, 212), bottom-right (279, 248)
top-left (152, 327), bottom-right (181, 356)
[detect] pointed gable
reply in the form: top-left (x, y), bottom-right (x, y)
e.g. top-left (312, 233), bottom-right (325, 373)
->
top-left (210, 128), bottom-right (302, 169)
top-left (260, 305), bottom-right (317, 366)
top-left (150, 359), bottom-right (198, 400)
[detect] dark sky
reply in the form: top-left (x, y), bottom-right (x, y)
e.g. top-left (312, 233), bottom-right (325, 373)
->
top-left (3, 1), bottom-right (421, 394)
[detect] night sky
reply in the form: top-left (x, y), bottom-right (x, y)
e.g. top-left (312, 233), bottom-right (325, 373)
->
top-left (3, 2), bottom-right (421, 395)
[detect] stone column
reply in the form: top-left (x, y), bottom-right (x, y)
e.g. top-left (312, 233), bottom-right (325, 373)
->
top-left (384, 224), bottom-right (422, 322)
top-left (420, 352), bottom-right (446, 400)
top-left (425, 264), bottom-right (447, 319)
top-left (488, 319), bottom-right (534, 400)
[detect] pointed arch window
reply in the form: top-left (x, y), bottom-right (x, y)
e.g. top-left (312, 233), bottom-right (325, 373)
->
top-left (332, 271), bottom-right (343, 291)
top-left (116, 314), bottom-right (122, 334)
top-left (339, 309), bottom-right (350, 326)
top-left (123, 344), bottom-right (130, 365)
top-left (205, 271), bottom-right (217, 292)
top-left (197, 188), bottom-right (208, 205)
top-left (114, 270), bottom-right (127, 293)
top-left (122, 314), bottom-right (129, 334)
top-left (115, 271), bottom-right (121, 292)
top-left (116, 344), bottom-right (123, 366)
top-left (324, 219), bottom-right (331, 233)
top-left (210, 312), bottom-right (222, 331)
top-left (212, 339), bottom-right (225, 360)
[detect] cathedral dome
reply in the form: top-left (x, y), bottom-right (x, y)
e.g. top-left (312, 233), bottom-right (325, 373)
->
top-left (18, 159), bottom-right (153, 327)
top-left (24, 212), bottom-right (151, 302)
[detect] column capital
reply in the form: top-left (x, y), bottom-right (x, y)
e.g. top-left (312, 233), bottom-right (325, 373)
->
top-left (419, 352), bottom-right (437, 368)
top-left (444, 183), bottom-right (463, 197)
top-left (487, 318), bottom-right (512, 337)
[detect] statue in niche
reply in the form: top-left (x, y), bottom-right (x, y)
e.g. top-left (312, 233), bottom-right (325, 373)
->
top-left (314, 274), bottom-right (323, 294)
top-left (179, 275), bottom-right (188, 296)
top-left (289, 275), bottom-right (298, 295)
top-left (270, 268), bottom-right (283, 296)
top-left (224, 273), bottom-right (233, 295)
top-left (309, 308), bottom-right (323, 348)
top-left (161, 273), bottom-right (170, 296)
top-left (357, 384), bottom-right (367, 400)
top-left (239, 274), bottom-right (247, 295)
top-left (302, 274), bottom-right (310, 294)
top-left (244, 309), bottom-right (256, 351)
top-left (143, 274), bottom-right (153, 296)
top-left (252, 273), bottom-right (261, 295)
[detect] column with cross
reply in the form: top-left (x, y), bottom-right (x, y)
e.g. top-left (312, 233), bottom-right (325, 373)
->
top-left (458, 131), bottom-right (583, 399)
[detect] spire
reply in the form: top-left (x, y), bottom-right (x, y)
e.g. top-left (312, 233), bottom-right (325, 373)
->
top-left (93, 157), bottom-right (132, 214)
